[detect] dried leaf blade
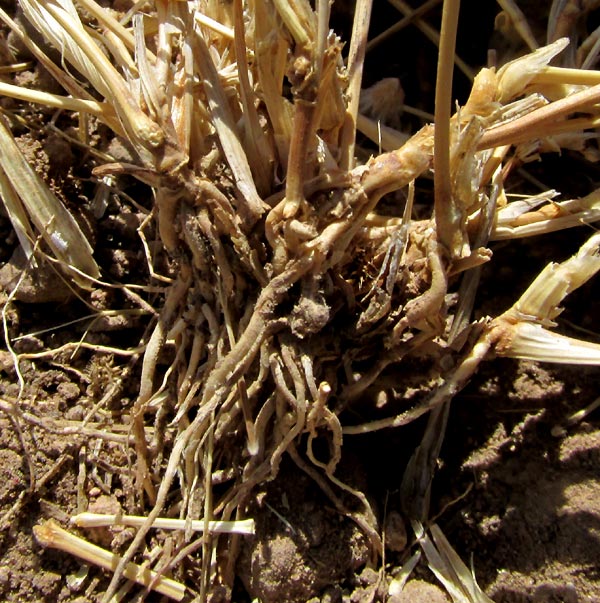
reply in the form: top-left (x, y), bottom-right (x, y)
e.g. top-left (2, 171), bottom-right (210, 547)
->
top-left (0, 117), bottom-right (100, 285)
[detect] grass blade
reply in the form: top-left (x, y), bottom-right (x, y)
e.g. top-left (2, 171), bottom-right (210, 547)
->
top-left (0, 117), bottom-right (99, 285)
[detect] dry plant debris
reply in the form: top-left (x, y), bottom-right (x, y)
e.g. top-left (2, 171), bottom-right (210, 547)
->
top-left (0, 0), bottom-right (599, 601)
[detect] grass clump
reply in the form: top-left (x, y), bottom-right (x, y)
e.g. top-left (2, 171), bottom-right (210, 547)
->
top-left (0, 0), bottom-right (600, 601)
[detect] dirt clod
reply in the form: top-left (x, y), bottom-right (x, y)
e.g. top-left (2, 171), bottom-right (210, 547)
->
top-left (389, 579), bottom-right (450, 603)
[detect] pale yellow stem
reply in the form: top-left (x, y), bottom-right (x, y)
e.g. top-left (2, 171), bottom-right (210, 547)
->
top-left (534, 65), bottom-right (600, 86)
top-left (479, 82), bottom-right (600, 150)
top-left (194, 11), bottom-right (234, 40)
top-left (0, 81), bottom-right (108, 116)
top-left (72, 512), bottom-right (255, 534)
top-left (434, 0), bottom-right (461, 254)
top-left (341, 0), bottom-right (373, 170)
top-left (34, 520), bottom-right (186, 601)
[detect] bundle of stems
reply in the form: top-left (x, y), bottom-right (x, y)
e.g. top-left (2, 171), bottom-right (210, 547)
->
top-left (2, 0), bottom-right (600, 600)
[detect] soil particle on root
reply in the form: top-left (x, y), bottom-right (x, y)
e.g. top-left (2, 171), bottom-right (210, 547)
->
top-left (389, 579), bottom-right (450, 603)
top-left (238, 465), bottom-right (370, 603)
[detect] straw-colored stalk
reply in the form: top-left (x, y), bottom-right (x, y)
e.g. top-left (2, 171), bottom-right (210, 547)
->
top-left (71, 512), bottom-right (255, 535)
top-left (33, 520), bottom-right (186, 601)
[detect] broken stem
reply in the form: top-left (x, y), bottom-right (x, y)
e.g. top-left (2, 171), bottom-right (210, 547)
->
top-left (71, 512), bottom-right (255, 535)
top-left (34, 520), bottom-right (186, 601)
top-left (479, 82), bottom-right (600, 150)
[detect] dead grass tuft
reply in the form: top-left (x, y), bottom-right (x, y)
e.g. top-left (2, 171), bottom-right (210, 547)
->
top-left (0, 0), bottom-right (600, 601)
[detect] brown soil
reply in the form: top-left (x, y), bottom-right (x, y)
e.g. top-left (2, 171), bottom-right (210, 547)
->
top-left (1, 1), bottom-right (599, 603)
top-left (2, 310), bottom-right (598, 603)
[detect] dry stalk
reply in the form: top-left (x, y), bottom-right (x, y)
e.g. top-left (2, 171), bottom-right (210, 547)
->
top-left (33, 519), bottom-right (186, 601)
top-left (384, 0), bottom-right (474, 80)
top-left (366, 0), bottom-right (442, 52)
top-left (479, 80), bottom-right (600, 149)
top-left (341, 0), bottom-right (373, 170)
top-left (433, 0), bottom-right (463, 257)
top-left (71, 512), bottom-right (254, 534)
